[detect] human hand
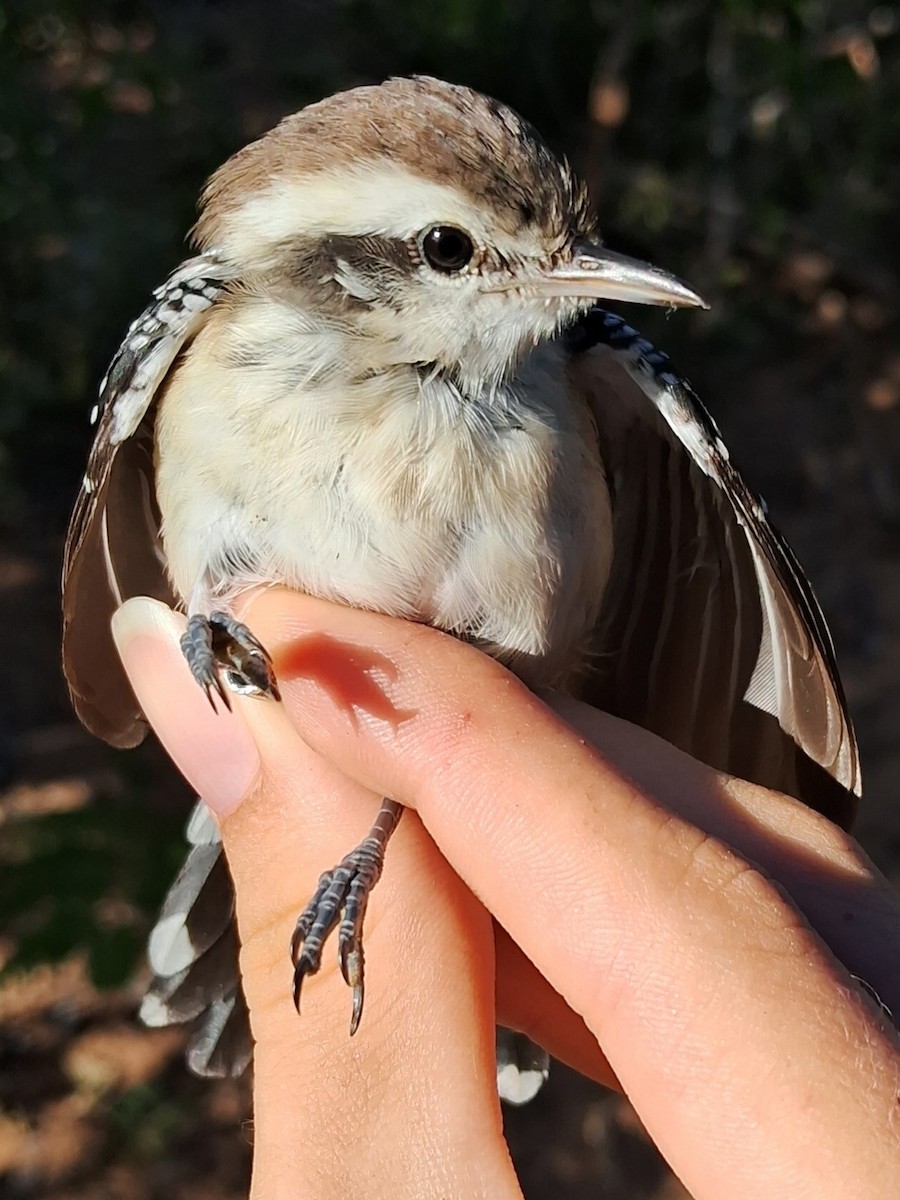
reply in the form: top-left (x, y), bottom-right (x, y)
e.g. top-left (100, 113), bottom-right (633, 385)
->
top-left (113, 589), bottom-right (900, 1200)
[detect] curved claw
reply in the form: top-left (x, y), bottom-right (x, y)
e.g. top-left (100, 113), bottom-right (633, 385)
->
top-left (349, 982), bottom-right (364, 1036)
top-left (340, 937), bottom-right (365, 1035)
top-left (209, 611), bottom-right (280, 699)
top-left (292, 957), bottom-right (312, 1013)
top-left (203, 674), bottom-right (233, 713)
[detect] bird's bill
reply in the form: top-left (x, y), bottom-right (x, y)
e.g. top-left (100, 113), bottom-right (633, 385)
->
top-left (530, 243), bottom-right (708, 309)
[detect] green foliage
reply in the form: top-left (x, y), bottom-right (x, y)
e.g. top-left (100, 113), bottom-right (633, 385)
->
top-left (0, 788), bottom-right (184, 987)
top-left (107, 1083), bottom-right (192, 1159)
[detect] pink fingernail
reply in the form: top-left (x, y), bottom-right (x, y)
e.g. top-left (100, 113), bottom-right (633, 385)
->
top-left (111, 598), bottom-right (260, 817)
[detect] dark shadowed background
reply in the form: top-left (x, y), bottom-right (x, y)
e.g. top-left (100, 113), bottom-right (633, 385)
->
top-left (1, 2), bottom-right (899, 1197)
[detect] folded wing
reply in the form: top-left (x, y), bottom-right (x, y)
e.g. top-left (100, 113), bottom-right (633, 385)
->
top-left (62, 254), bottom-right (230, 746)
top-left (568, 309), bottom-right (860, 827)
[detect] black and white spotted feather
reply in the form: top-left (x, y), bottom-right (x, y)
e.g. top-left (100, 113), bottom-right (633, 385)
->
top-left (139, 800), bottom-right (251, 1079)
top-left (62, 252), bottom-right (232, 746)
top-left (62, 280), bottom-right (860, 1082)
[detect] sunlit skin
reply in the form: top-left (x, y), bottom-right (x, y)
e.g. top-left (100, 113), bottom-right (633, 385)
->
top-left (113, 588), bottom-right (900, 1200)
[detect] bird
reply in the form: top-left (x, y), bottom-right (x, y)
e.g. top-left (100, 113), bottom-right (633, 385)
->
top-left (62, 75), bottom-right (860, 1087)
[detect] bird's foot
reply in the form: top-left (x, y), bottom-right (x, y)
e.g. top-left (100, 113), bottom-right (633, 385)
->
top-left (181, 611), bottom-right (280, 710)
top-left (291, 798), bottom-right (403, 1035)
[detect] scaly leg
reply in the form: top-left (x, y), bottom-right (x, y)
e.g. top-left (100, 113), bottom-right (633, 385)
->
top-left (180, 610), bottom-right (399, 1038)
top-left (291, 797), bottom-right (403, 1035)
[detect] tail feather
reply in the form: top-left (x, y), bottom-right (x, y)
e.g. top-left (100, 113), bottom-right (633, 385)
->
top-left (185, 799), bottom-right (221, 846)
top-left (148, 837), bottom-right (234, 977)
top-left (186, 988), bottom-right (253, 1079)
top-left (141, 921), bottom-right (241, 1027)
top-left (496, 1029), bottom-right (550, 1105)
top-left (142, 801), bottom-right (251, 1079)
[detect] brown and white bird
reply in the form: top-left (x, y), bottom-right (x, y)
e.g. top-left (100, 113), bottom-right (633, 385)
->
top-left (62, 76), bottom-right (860, 1085)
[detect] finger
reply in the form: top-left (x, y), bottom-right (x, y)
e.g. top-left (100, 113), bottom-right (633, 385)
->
top-left (112, 597), bottom-right (523, 1200)
top-left (494, 925), bottom-right (616, 1088)
top-left (244, 587), bottom-right (900, 1014)
top-left (244, 589), bottom-right (900, 1200)
top-left (547, 694), bottom-right (900, 1021)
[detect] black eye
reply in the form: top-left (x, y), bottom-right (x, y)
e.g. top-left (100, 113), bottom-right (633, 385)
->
top-left (420, 225), bottom-right (474, 273)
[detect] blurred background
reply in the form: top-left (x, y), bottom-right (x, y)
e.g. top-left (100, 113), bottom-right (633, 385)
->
top-left (1, 1), bottom-right (899, 1196)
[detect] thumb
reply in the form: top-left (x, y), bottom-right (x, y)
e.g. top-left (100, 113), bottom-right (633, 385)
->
top-left (111, 596), bottom-right (520, 1200)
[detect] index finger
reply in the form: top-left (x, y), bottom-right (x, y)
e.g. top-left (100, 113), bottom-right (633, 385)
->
top-left (246, 588), bottom-right (900, 1200)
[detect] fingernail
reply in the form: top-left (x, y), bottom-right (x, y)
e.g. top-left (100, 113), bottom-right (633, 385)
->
top-left (111, 598), bottom-right (260, 818)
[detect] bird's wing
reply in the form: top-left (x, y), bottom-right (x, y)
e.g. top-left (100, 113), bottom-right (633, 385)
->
top-left (568, 308), bottom-right (860, 827)
top-left (62, 252), bottom-right (231, 747)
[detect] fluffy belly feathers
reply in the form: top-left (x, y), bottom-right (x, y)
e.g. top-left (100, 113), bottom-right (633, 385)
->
top-left (154, 323), bottom-right (613, 688)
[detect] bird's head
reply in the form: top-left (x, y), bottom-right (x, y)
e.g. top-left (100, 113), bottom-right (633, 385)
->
top-left (196, 77), bottom-right (705, 392)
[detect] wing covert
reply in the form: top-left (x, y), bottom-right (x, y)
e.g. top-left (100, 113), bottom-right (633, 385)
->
top-left (62, 252), bottom-right (231, 746)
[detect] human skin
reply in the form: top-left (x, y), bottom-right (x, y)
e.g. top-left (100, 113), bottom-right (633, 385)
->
top-left (112, 589), bottom-right (900, 1200)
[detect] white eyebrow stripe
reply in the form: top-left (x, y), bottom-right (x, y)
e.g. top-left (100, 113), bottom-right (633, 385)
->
top-left (214, 163), bottom-right (546, 266)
